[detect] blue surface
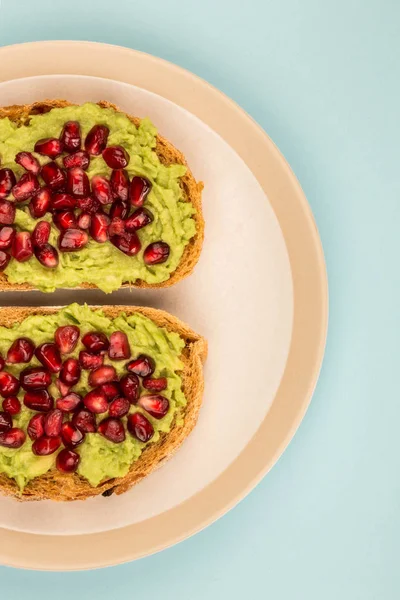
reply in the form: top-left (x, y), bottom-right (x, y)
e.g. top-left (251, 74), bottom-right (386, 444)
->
top-left (0, 0), bottom-right (399, 597)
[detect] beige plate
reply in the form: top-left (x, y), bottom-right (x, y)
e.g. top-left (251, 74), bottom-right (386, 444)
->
top-left (0, 41), bottom-right (328, 570)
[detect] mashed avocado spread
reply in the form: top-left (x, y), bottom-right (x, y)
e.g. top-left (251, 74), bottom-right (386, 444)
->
top-left (0, 103), bottom-right (196, 292)
top-left (0, 304), bottom-right (187, 490)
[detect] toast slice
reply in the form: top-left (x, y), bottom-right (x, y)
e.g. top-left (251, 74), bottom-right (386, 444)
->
top-left (0, 305), bottom-right (207, 501)
top-left (0, 99), bottom-right (204, 292)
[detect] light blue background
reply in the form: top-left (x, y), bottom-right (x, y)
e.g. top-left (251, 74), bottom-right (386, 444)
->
top-left (0, 0), bottom-right (399, 598)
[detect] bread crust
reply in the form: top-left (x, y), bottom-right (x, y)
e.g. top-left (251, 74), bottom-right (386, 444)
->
top-left (0, 99), bottom-right (204, 291)
top-left (0, 305), bottom-right (207, 501)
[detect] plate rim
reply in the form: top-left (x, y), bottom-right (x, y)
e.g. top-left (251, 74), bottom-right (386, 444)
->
top-left (0, 40), bottom-right (328, 570)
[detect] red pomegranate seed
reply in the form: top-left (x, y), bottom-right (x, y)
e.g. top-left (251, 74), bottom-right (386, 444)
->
top-left (108, 217), bottom-right (125, 237)
top-left (29, 187), bottom-right (52, 218)
top-left (125, 207), bottom-right (154, 231)
top-left (126, 354), bottom-right (155, 377)
top-left (108, 331), bottom-right (131, 360)
top-left (110, 170), bottom-right (129, 201)
top-left (119, 373), bottom-right (140, 403)
top-left (130, 176), bottom-right (151, 207)
top-left (102, 146), bottom-right (130, 169)
top-left (51, 192), bottom-right (76, 210)
top-left (60, 358), bottom-right (81, 386)
top-left (2, 396), bottom-right (21, 415)
top-left (85, 124), bottom-right (109, 155)
top-left (0, 199), bottom-right (15, 225)
top-left (77, 212), bottom-right (91, 229)
top-left (0, 251), bottom-right (10, 271)
top-left (72, 409), bottom-right (96, 433)
top-left (0, 427), bottom-right (26, 448)
top-left (109, 199), bottom-right (129, 219)
top-left (12, 173), bottom-right (40, 201)
top-left (98, 417), bottom-right (125, 443)
top-left (83, 388), bottom-right (108, 414)
top-left (143, 242), bottom-right (170, 265)
top-left (111, 231), bottom-right (141, 256)
top-left (41, 161), bottom-right (66, 190)
top-left (32, 435), bottom-right (61, 456)
top-left (88, 365), bottom-right (117, 387)
top-left (60, 121), bottom-right (81, 153)
top-left (32, 220), bottom-right (51, 248)
top-left (56, 392), bottom-right (82, 412)
top-left (27, 413), bottom-right (45, 440)
top-left (20, 366), bottom-right (51, 390)
top-left (0, 226), bottom-right (15, 250)
top-left (34, 138), bottom-right (63, 158)
top-left (61, 421), bottom-right (85, 448)
top-left (15, 152), bottom-right (40, 175)
top-left (44, 409), bottom-right (63, 437)
top-left (24, 389), bottom-right (53, 412)
top-left (66, 167), bottom-right (90, 198)
top-left (0, 169), bottom-right (16, 199)
top-left (108, 397), bottom-right (130, 418)
top-left (0, 356), bottom-right (4, 371)
top-left (56, 448), bottom-right (80, 473)
top-left (138, 394), bottom-right (169, 419)
top-left (127, 412), bottom-right (154, 442)
top-left (63, 150), bottom-right (90, 170)
top-left (56, 378), bottom-right (70, 397)
top-left (142, 377), bottom-right (168, 392)
top-left (77, 195), bottom-right (100, 213)
top-left (99, 381), bottom-right (120, 401)
top-left (58, 228), bottom-right (88, 252)
top-left (55, 325), bottom-right (80, 354)
top-left (35, 343), bottom-right (62, 373)
top-left (11, 231), bottom-right (33, 262)
top-left (82, 331), bottom-right (109, 353)
top-left (79, 350), bottom-right (104, 371)
top-left (90, 212), bottom-right (110, 242)
top-left (0, 371), bottom-right (20, 397)
top-left (53, 210), bottom-right (77, 230)
top-left (91, 175), bottom-right (113, 205)
top-left (0, 411), bottom-right (12, 432)
top-left (34, 243), bottom-right (59, 269)
top-left (7, 337), bottom-right (35, 363)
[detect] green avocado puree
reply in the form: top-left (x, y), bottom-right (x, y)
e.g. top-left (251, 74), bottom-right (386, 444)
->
top-left (0, 303), bottom-right (187, 491)
top-left (0, 103), bottom-right (196, 293)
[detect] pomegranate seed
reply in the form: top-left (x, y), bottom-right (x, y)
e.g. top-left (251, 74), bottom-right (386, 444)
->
top-left (12, 173), bottom-right (40, 201)
top-left (56, 392), bottom-right (82, 412)
top-left (108, 397), bottom-right (130, 418)
top-left (98, 417), bottom-right (125, 443)
top-left (27, 413), bottom-right (45, 440)
top-left (110, 170), bottom-right (129, 202)
top-left (41, 161), bottom-right (66, 190)
top-left (119, 373), bottom-right (140, 403)
top-left (0, 199), bottom-right (15, 224)
top-left (108, 217), bottom-right (125, 237)
top-left (34, 138), bottom-right (63, 158)
top-left (51, 192), bottom-right (76, 210)
top-left (88, 365), bottom-right (117, 387)
top-left (0, 169), bottom-right (16, 199)
top-left (83, 388), bottom-right (108, 413)
top-left (15, 152), bottom-right (40, 175)
top-left (0, 356), bottom-right (4, 371)
top-left (2, 396), bottom-right (21, 415)
top-left (130, 176), bottom-right (151, 207)
top-left (32, 435), bottom-right (61, 456)
top-left (126, 354), bottom-right (155, 377)
top-left (72, 409), bottom-right (96, 433)
top-left (20, 366), bottom-right (51, 391)
top-left (60, 358), bottom-right (81, 386)
top-left (7, 337), bottom-right (35, 363)
top-left (125, 207), bottom-right (154, 231)
top-left (108, 331), bottom-right (131, 360)
top-left (90, 212), bottom-right (110, 242)
top-left (0, 411), bottom-right (12, 432)
top-left (91, 175), bottom-right (113, 205)
top-left (85, 124), bottom-right (109, 155)
top-left (110, 200), bottom-right (129, 219)
top-left (32, 221), bottom-right (51, 248)
top-left (53, 210), bottom-right (77, 230)
top-left (60, 121), bottom-right (81, 152)
top-left (77, 196), bottom-right (100, 213)
top-left (56, 378), bottom-right (70, 397)
top-left (35, 243), bottom-right (59, 269)
top-left (63, 150), bottom-right (90, 170)
top-left (143, 242), bottom-right (170, 265)
top-left (99, 381), bottom-right (120, 401)
top-left (111, 231), bottom-right (141, 256)
top-left (0, 251), bottom-right (10, 271)
top-left (12, 231), bottom-right (33, 262)
top-left (0, 427), bottom-right (26, 448)
top-left (102, 146), bottom-right (130, 169)
top-left (44, 409), bottom-right (63, 437)
top-left (138, 394), bottom-right (169, 419)
top-left (24, 389), bottom-right (53, 412)
top-left (77, 212), bottom-right (91, 229)
top-left (127, 412), bottom-right (154, 442)
top-left (0, 226), bottom-right (15, 250)
top-left (142, 377), bottom-right (168, 392)
top-left (55, 325), bottom-right (80, 354)
top-left (61, 421), bottom-right (85, 448)
top-left (29, 187), bottom-right (52, 218)
top-left (66, 167), bottom-right (90, 198)
top-left (58, 228), bottom-right (88, 252)
top-left (82, 331), bottom-right (109, 353)
top-left (35, 343), bottom-right (62, 373)
top-left (56, 448), bottom-right (80, 473)
top-left (0, 371), bottom-right (20, 397)
top-left (79, 351), bottom-right (104, 371)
